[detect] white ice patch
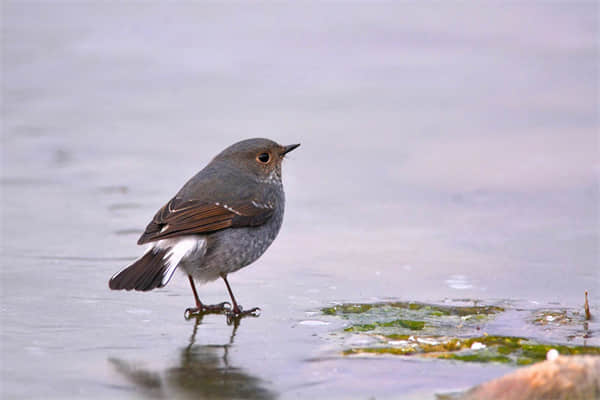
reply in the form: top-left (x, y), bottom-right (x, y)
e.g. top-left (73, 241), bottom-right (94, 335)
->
top-left (470, 342), bottom-right (486, 350)
top-left (298, 320), bottom-right (329, 326)
top-left (416, 337), bottom-right (440, 346)
top-left (546, 348), bottom-right (559, 361)
top-left (151, 236), bottom-right (206, 286)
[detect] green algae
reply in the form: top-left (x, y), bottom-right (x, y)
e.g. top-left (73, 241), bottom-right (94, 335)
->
top-left (345, 319), bottom-right (425, 332)
top-left (380, 319), bottom-right (425, 330)
top-left (322, 304), bottom-right (374, 315)
top-left (532, 310), bottom-right (574, 326)
top-left (343, 347), bottom-right (416, 356)
top-left (516, 357), bottom-right (535, 366)
top-left (322, 302), bottom-right (503, 317)
top-left (436, 353), bottom-right (512, 364)
top-left (343, 335), bottom-right (600, 365)
top-left (323, 301), bottom-right (502, 338)
top-left (344, 323), bottom-right (377, 332)
top-left (520, 343), bottom-right (600, 359)
top-left (383, 334), bottom-right (412, 341)
top-left (323, 300), bottom-right (600, 366)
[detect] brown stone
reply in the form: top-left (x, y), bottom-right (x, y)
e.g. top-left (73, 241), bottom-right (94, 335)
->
top-left (458, 356), bottom-right (600, 400)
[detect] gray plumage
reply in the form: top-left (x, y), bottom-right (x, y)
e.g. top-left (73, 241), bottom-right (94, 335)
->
top-left (109, 138), bottom-right (299, 315)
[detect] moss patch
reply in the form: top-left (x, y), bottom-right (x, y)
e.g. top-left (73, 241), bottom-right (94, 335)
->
top-left (345, 319), bottom-right (425, 332)
top-left (322, 304), bottom-right (374, 315)
top-left (344, 335), bottom-right (600, 365)
top-left (532, 310), bottom-right (574, 326)
top-left (322, 302), bottom-right (503, 317)
top-left (436, 353), bottom-right (512, 364)
top-left (323, 300), bottom-right (503, 339)
top-left (323, 300), bottom-right (600, 366)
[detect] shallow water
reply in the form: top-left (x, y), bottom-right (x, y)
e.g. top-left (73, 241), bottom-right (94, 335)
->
top-left (1, 2), bottom-right (599, 399)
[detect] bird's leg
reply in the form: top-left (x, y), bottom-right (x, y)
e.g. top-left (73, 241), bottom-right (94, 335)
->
top-left (184, 275), bottom-right (230, 319)
top-left (220, 273), bottom-right (260, 318)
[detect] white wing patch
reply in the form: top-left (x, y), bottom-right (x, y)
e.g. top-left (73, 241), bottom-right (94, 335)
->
top-left (151, 235), bottom-right (206, 286)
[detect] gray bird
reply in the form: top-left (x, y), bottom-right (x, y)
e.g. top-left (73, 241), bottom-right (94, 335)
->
top-left (109, 138), bottom-right (299, 317)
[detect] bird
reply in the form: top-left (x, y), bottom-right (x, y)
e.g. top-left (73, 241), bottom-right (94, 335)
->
top-left (108, 138), bottom-right (299, 318)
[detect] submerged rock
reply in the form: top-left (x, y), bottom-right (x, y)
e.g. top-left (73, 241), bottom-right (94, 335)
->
top-left (456, 355), bottom-right (600, 400)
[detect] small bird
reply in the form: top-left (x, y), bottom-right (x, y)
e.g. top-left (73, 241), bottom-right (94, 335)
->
top-left (109, 138), bottom-right (299, 317)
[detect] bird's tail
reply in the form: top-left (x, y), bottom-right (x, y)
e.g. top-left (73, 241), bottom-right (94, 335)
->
top-left (109, 247), bottom-right (177, 291)
top-left (109, 237), bottom-right (204, 291)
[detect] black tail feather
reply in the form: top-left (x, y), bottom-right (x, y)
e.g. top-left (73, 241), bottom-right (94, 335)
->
top-left (109, 248), bottom-right (170, 291)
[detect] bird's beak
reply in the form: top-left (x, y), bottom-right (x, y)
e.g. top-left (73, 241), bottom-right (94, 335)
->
top-left (281, 143), bottom-right (300, 156)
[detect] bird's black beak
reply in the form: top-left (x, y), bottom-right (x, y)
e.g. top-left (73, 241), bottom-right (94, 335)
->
top-left (281, 143), bottom-right (300, 156)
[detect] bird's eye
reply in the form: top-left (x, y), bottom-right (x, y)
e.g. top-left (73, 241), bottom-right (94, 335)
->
top-left (256, 152), bottom-right (271, 164)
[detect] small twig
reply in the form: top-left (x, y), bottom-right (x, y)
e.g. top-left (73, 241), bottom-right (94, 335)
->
top-left (584, 291), bottom-right (591, 321)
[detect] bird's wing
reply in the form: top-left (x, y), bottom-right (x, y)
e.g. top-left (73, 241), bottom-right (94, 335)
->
top-left (137, 197), bottom-right (274, 245)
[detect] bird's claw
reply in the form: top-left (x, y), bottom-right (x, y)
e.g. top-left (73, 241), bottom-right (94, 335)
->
top-left (184, 302), bottom-right (232, 319)
top-left (226, 306), bottom-right (261, 324)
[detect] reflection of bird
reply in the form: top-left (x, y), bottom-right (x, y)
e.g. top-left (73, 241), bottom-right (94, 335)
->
top-left (108, 139), bottom-right (299, 317)
top-left (109, 316), bottom-right (278, 400)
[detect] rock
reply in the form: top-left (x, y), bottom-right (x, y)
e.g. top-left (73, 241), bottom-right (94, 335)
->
top-left (458, 356), bottom-right (600, 400)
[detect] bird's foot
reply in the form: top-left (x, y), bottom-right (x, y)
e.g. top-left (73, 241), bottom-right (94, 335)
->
top-left (226, 305), bottom-right (261, 323)
top-left (184, 302), bottom-right (231, 319)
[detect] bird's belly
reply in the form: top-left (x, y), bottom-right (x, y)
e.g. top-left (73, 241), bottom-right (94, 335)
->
top-left (180, 216), bottom-right (282, 283)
